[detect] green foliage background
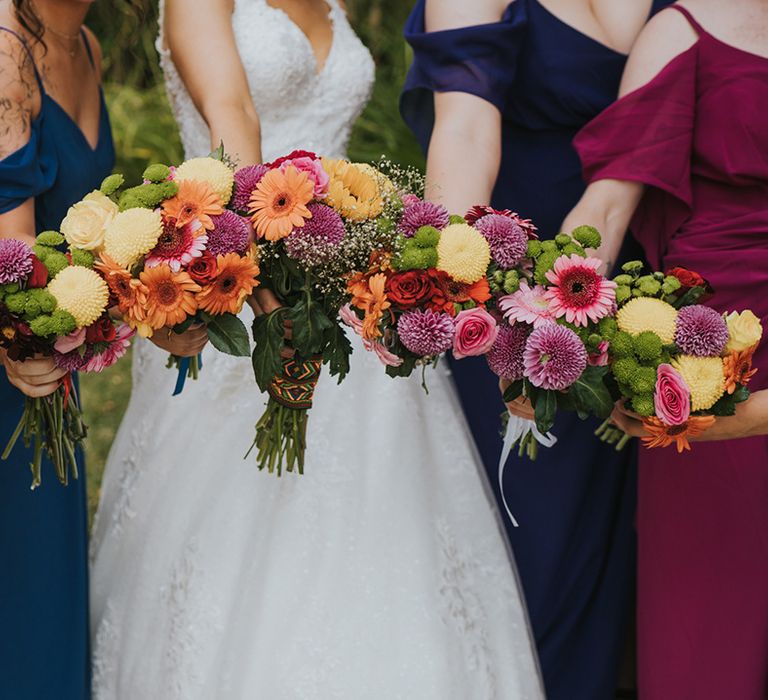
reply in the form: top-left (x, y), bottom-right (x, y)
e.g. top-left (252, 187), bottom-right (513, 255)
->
top-left (80, 1), bottom-right (422, 518)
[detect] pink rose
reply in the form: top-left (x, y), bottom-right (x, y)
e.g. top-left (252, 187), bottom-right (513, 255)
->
top-left (654, 363), bottom-right (691, 426)
top-left (452, 307), bottom-right (499, 360)
top-left (588, 340), bottom-right (610, 367)
top-left (280, 157), bottom-right (329, 198)
top-left (54, 328), bottom-right (86, 354)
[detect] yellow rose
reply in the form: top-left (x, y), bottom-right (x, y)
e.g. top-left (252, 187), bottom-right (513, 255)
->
top-left (60, 190), bottom-right (118, 252)
top-left (724, 310), bottom-right (763, 353)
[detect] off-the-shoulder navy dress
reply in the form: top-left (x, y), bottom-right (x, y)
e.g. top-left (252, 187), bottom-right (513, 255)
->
top-left (401, 2), bottom-right (671, 698)
top-left (0, 28), bottom-right (114, 700)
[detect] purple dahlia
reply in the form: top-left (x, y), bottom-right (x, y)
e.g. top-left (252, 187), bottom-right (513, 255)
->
top-left (523, 323), bottom-right (587, 391)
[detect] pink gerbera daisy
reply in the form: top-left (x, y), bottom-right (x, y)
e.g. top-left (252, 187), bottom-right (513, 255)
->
top-left (498, 281), bottom-right (555, 328)
top-left (145, 217), bottom-right (208, 272)
top-left (543, 254), bottom-right (616, 327)
top-left (81, 323), bottom-right (134, 373)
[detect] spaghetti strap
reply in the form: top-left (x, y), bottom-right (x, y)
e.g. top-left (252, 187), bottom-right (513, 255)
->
top-left (668, 5), bottom-right (705, 35)
top-left (80, 28), bottom-right (96, 70)
top-left (0, 26), bottom-right (44, 93)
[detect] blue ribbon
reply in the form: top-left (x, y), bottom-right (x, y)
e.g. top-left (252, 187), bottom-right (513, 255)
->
top-left (172, 353), bottom-right (203, 396)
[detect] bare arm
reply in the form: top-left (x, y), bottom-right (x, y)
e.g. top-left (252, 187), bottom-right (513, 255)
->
top-left (612, 389), bottom-right (768, 442)
top-left (164, 0), bottom-right (262, 164)
top-left (423, 0), bottom-right (506, 214)
top-left (561, 8), bottom-right (698, 268)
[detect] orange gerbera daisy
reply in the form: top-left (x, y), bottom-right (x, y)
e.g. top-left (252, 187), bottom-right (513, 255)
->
top-left (348, 272), bottom-right (390, 340)
top-left (197, 252), bottom-right (260, 316)
top-left (249, 166), bottom-right (314, 242)
top-left (95, 253), bottom-right (147, 316)
top-left (139, 264), bottom-right (200, 332)
top-left (162, 179), bottom-right (224, 231)
top-left (641, 415), bottom-right (716, 453)
top-left (723, 345), bottom-right (758, 394)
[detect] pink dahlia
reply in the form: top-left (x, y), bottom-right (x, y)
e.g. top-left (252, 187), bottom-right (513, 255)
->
top-left (674, 305), bottom-right (729, 357)
top-left (401, 193), bottom-right (421, 207)
top-left (284, 203), bottom-right (345, 265)
top-left (231, 164), bottom-right (269, 212)
top-left (499, 281), bottom-right (555, 328)
top-left (524, 323), bottom-right (587, 391)
top-left (145, 217), bottom-right (208, 272)
top-left (206, 210), bottom-right (252, 256)
top-left (465, 206), bottom-right (538, 239)
top-left (397, 309), bottom-right (455, 356)
top-left (82, 323), bottom-right (134, 373)
top-left (398, 200), bottom-right (450, 237)
top-left (544, 254), bottom-right (616, 327)
top-left (0, 238), bottom-right (34, 284)
top-left (475, 214), bottom-right (528, 269)
top-left (486, 323), bottom-right (529, 381)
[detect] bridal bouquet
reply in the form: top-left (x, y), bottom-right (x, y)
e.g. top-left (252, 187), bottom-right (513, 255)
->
top-left (596, 264), bottom-right (762, 451)
top-left (244, 151), bottom-right (412, 474)
top-left (66, 152), bottom-right (259, 394)
top-left (0, 232), bottom-right (130, 487)
top-left (343, 202), bottom-right (619, 458)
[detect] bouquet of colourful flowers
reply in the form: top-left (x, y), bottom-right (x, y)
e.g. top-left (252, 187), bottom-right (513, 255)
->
top-left (244, 151), bottom-right (412, 474)
top-left (342, 201), bottom-right (619, 459)
top-left (0, 233), bottom-right (131, 487)
top-left (62, 150), bottom-right (260, 393)
top-left (595, 264), bottom-right (762, 451)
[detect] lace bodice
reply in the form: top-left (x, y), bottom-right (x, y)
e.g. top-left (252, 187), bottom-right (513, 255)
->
top-left (157, 0), bottom-right (375, 162)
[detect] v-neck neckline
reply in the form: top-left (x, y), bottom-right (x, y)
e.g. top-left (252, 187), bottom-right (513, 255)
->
top-left (263, 0), bottom-right (337, 76)
top-left (43, 89), bottom-right (105, 153)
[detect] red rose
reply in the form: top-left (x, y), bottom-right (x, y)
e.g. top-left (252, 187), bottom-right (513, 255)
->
top-left (27, 255), bottom-right (49, 288)
top-left (667, 266), bottom-right (714, 299)
top-left (385, 269), bottom-right (441, 310)
top-left (188, 252), bottom-right (219, 285)
top-left (267, 150), bottom-right (319, 169)
top-left (86, 314), bottom-right (117, 344)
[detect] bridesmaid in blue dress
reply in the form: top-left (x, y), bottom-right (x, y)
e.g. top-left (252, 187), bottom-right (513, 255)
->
top-left (401, 1), bottom-right (672, 698)
top-left (0, 2), bottom-right (114, 697)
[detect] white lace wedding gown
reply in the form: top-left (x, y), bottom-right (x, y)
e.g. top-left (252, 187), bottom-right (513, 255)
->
top-left (89, 2), bottom-right (544, 698)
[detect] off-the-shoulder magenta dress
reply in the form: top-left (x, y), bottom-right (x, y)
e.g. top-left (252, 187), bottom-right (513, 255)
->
top-left (576, 6), bottom-right (768, 698)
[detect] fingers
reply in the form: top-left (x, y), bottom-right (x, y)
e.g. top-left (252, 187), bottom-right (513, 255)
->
top-left (8, 356), bottom-right (65, 378)
top-left (506, 395), bottom-right (536, 421)
top-left (5, 372), bottom-right (61, 398)
top-left (150, 326), bottom-right (209, 357)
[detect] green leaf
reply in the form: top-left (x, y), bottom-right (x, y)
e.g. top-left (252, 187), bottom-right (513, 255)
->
top-left (533, 389), bottom-right (557, 434)
top-left (251, 309), bottom-right (288, 392)
top-left (207, 313), bottom-right (251, 357)
top-left (287, 298), bottom-right (334, 356)
top-left (208, 142), bottom-right (225, 161)
top-left (502, 379), bottom-right (524, 403)
top-left (569, 365), bottom-right (614, 419)
top-left (322, 323), bottom-right (352, 383)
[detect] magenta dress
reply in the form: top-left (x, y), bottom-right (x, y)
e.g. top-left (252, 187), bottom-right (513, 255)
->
top-left (575, 5), bottom-right (768, 698)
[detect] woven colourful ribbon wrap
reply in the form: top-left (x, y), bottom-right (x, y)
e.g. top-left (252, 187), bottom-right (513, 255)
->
top-left (267, 356), bottom-right (323, 410)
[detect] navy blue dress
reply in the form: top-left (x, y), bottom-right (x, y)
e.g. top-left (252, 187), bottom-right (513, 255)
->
top-left (401, 2), bottom-right (671, 698)
top-left (0, 28), bottom-right (114, 700)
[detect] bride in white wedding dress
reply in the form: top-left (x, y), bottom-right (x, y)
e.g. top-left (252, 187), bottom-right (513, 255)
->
top-left (89, 1), bottom-right (544, 698)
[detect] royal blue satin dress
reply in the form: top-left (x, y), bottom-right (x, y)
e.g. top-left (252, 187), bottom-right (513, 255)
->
top-left (0, 28), bottom-right (114, 700)
top-left (401, 2), bottom-right (671, 698)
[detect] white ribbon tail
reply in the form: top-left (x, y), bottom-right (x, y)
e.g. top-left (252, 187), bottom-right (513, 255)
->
top-left (498, 416), bottom-right (558, 528)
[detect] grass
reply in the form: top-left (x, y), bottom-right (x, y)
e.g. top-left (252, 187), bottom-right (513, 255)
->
top-left (81, 4), bottom-right (423, 520)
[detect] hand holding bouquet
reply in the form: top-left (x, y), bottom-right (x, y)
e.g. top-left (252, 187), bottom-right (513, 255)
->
top-left (244, 152), bottom-right (411, 474)
top-left (0, 232), bottom-right (130, 486)
top-left (596, 264), bottom-right (762, 451)
top-left (70, 150), bottom-right (260, 393)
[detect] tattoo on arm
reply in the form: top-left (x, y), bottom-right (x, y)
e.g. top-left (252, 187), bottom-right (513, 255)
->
top-left (0, 34), bottom-right (39, 159)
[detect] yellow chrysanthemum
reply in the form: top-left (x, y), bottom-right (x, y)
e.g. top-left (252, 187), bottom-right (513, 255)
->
top-left (48, 266), bottom-right (109, 328)
top-left (103, 208), bottom-right (164, 268)
top-left (616, 297), bottom-right (678, 344)
top-left (322, 158), bottom-right (384, 221)
top-left (175, 157), bottom-right (235, 205)
top-left (436, 223), bottom-right (491, 284)
top-left (672, 355), bottom-right (725, 411)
